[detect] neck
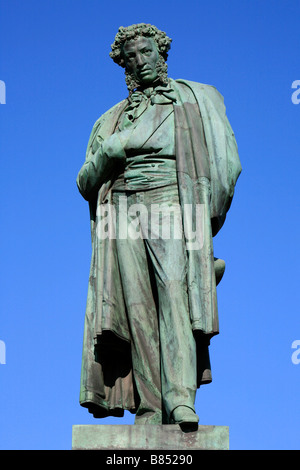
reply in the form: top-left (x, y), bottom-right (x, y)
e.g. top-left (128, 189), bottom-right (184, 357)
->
top-left (137, 78), bottom-right (165, 91)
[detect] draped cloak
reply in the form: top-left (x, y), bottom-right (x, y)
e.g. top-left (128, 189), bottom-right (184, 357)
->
top-left (77, 79), bottom-right (242, 418)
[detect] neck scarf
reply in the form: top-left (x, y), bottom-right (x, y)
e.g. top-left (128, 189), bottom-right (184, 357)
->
top-left (118, 83), bottom-right (177, 130)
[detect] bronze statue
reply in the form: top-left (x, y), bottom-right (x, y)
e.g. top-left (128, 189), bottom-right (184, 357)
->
top-left (76, 24), bottom-right (241, 427)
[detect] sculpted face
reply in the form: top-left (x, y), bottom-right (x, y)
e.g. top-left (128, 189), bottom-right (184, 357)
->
top-left (123, 36), bottom-right (160, 85)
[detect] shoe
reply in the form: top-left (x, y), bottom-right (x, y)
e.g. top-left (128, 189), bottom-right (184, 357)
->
top-left (170, 406), bottom-right (199, 426)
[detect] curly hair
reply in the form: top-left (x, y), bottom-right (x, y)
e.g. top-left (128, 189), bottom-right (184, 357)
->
top-left (109, 23), bottom-right (172, 68)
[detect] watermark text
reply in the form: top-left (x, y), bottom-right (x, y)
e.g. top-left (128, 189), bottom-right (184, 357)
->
top-left (291, 340), bottom-right (300, 365)
top-left (96, 201), bottom-right (205, 250)
top-left (0, 340), bottom-right (6, 364)
top-left (0, 80), bottom-right (6, 104)
top-left (291, 80), bottom-right (300, 104)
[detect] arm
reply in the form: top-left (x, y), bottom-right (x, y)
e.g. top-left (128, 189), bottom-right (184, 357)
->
top-left (76, 130), bottom-right (130, 201)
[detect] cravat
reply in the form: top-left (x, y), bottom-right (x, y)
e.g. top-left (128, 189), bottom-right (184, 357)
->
top-left (118, 84), bottom-right (177, 130)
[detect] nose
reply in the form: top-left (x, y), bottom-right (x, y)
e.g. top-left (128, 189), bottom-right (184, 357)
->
top-left (136, 52), bottom-right (146, 67)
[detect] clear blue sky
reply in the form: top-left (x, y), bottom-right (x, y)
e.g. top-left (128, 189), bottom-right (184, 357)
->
top-left (0, 0), bottom-right (299, 450)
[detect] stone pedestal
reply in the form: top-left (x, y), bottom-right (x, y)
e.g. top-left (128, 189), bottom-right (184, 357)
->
top-left (72, 424), bottom-right (229, 450)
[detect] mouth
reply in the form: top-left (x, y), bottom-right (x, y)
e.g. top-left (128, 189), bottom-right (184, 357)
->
top-left (134, 66), bottom-right (157, 84)
top-left (139, 68), bottom-right (152, 76)
top-left (139, 70), bottom-right (151, 77)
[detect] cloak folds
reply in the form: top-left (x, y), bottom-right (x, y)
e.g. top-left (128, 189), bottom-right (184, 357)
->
top-left (77, 79), bottom-right (242, 418)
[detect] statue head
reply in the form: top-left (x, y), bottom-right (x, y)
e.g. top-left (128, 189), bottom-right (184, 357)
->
top-left (110, 23), bottom-right (172, 93)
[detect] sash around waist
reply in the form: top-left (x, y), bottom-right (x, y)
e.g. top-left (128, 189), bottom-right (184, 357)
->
top-left (112, 155), bottom-right (177, 191)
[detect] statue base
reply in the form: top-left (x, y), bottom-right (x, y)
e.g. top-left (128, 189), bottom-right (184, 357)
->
top-left (72, 424), bottom-right (229, 450)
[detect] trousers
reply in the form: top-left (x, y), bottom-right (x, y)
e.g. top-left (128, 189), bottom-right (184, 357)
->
top-left (112, 184), bottom-right (197, 424)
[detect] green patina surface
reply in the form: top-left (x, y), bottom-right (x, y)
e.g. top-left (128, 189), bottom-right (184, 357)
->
top-left (76, 23), bottom-right (241, 426)
top-left (72, 424), bottom-right (229, 450)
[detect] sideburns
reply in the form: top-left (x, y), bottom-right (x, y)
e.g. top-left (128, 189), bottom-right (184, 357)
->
top-left (125, 55), bottom-right (168, 94)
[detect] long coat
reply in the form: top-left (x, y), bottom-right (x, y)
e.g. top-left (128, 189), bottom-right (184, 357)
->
top-left (76, 79), bottom-right (242, 418)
